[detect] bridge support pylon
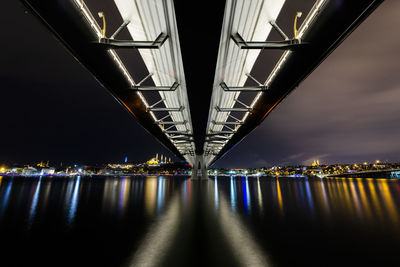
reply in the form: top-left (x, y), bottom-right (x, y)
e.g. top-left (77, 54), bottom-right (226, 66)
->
top-left (191, 154), bottom-right (208, 180)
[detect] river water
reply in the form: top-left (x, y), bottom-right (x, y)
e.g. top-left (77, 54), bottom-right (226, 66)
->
top-left (0, 175), bottom-right (399, 267)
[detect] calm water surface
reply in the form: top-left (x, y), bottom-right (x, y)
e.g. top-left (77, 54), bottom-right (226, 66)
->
top-left (0, 175), bottom-right (399, 266)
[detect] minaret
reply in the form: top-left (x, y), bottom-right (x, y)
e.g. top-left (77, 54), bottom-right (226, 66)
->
top-left (156, 153), bottom-right (158, 161)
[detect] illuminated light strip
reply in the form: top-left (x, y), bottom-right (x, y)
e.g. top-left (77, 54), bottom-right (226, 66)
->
top-left (108, 50), bottom-right (135, 86)
top-left (297, 0), bottom-right (328, 39)
top-left (74, 0), bottom-right (102, 38)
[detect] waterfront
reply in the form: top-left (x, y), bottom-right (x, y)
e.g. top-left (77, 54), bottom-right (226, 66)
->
top-left (0, 175), bottom-right (400, 266)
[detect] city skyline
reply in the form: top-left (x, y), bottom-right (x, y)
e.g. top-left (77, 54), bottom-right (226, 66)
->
top-left (1, 1), bottom-right (399, 168)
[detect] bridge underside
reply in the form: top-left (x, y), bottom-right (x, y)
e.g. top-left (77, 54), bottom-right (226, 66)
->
top-left (204, 0), bottom-right (383, 166)
top-left (21, 0), bottom-right (384, 174)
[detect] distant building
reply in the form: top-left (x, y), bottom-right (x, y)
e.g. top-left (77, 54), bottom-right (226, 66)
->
top-left (23, 167), bottom-right (38, 175)
top-left (40, 168), bottom-right (55, 175)
top-left (311, 160), bottom-right (320, 167)
top-left (147, 153), bottom-right (160, 166)
top-left (37, 161), bottom-right (49, 168)
top-left (146, 153), bottom-right (172, 166)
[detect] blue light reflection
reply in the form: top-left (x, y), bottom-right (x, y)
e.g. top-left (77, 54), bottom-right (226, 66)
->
top-left (230, 176), bottom-right (237, 212)
top-left (28, 177), bottom-right (42, 228)
top-left (0, 178), bottom-right (13, 219)
top-left (156, 177), bottom-right (166, 213)
top-left (67, 176), bottom-right (81, 226)
top-left (243, 176), bottom-right (251, 214)
top-left (214, 177), bottom-right (219, 209)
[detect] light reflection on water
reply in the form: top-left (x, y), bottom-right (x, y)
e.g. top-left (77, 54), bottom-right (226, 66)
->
top-left (218, 176), bottom-right (400, 230)
top-left (28, 177), bottom-right (42, 228)
top-left (1, 175), bottom-right (400, 266)
top-left (157, 177), bottom-right (166, 213)
top-left (243, 176), bottom-right (251, 214)
top-left (182, 178), bottom-right (191, 209)
top-left (0, 175), bottom-right (187, 267)
top-left (0, 177), bottom-right (13, 220)
top-left (68, 176), bottom-right (81, 225)
top-left (118, 177), bottom-right (129, 217)
top-left (145, 177), bottom-right (157, 217)
top-left (230, 176), bottom-right (237, 212)
top-left (0, 176), bottom-right (180, 230)
top-left (214, 176), bottom-right (218, 209)
top-left (256, 177), bottom-right (263, 215)
top-left (1, 175), bottom-right (400, 231)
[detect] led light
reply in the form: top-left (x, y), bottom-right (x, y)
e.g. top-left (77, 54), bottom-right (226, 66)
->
top-left (74, 0), bottom-right (102, 38)
top-left (298, 0), bottom-right (327, 39)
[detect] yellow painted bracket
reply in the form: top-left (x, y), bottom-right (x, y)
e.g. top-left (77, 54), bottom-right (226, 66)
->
top-left (98, 12), bottom-right (106, 38)
top-left (294, 12), bottom-right (302, 39)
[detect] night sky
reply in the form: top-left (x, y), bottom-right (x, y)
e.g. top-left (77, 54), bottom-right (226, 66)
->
top-left (1, 1), bottom-right (399, 167)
